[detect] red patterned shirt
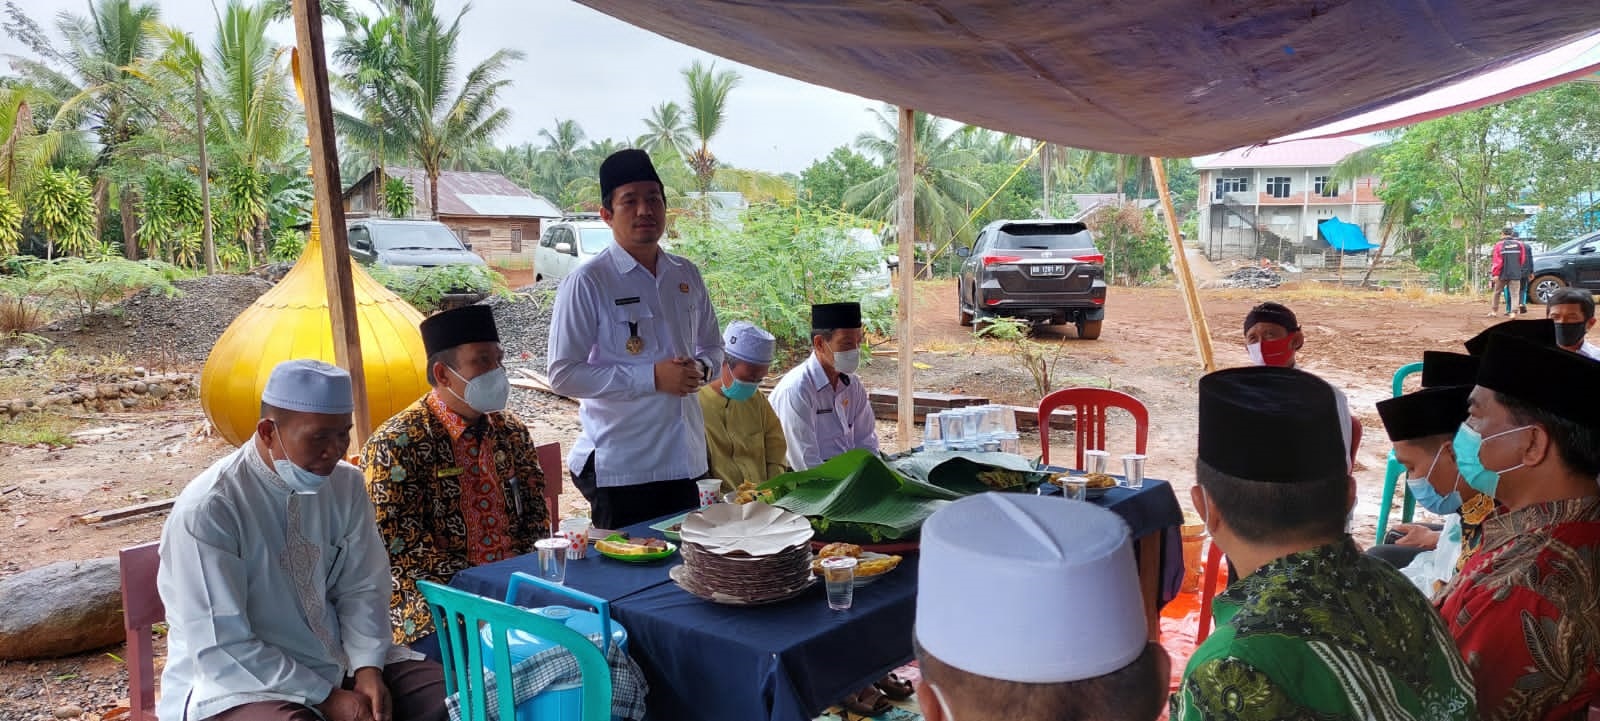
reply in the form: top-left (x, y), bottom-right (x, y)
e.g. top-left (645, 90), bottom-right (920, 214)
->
top-left (427, 392), bottom-right (518, 565)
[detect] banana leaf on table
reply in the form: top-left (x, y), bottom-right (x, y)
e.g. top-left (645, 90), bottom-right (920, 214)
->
top-left (889, 451), bottom-right (1053, 495)
top-left (757, 449), bottom-right (953, 544)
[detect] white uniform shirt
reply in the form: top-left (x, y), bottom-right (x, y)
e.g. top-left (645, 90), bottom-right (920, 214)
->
top-left (770, 354), bottom-right (879, 470)
top-left (157, 444), bottom-right (396, 721)
top-left (1580, 340), bottom-right (1600, 361)
top-left (547, 242), bottom-right (723, 487)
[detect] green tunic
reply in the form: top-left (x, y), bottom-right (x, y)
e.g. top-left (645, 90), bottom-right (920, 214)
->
top-left (1172, 538), bottom-right (1476, 721)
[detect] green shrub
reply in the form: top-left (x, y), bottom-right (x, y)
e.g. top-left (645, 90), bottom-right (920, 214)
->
top-left (42, 257), bottom-right (182, 320)
top-left (672, 203), bottom-right (893, 347)
top-left (368, 263), bottom-right (509, 311)
top-left (270, 229), bottom-right (307, 262)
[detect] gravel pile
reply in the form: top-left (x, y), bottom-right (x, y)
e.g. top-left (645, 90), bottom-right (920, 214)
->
top-left (40, 275), bottom-right (272, 364)
top-left (1218, 266), bottom-right (1282, 289)
top-left (485, 280), bottom-right (561, 367)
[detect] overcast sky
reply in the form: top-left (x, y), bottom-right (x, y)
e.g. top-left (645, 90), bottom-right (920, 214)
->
top-left (0, 0), bottom-right (884, 174)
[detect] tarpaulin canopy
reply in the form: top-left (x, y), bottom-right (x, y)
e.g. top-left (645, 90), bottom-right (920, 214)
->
top-left (576, 1), bottom-right (1600, 157)
top-left (1318, 217), bottom-right (1378, 253)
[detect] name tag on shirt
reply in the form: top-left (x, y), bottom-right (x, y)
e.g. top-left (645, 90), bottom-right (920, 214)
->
top-left (816, 408), bottom-right (834, 416)
top-left (438, 467), bottom-right (463, 478)
top-left (614, 296), bottom-right (641, 306)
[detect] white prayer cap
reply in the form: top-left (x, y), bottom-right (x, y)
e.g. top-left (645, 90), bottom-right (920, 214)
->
top-left (261, 359), bottom-right (355, 415)
top-left (723, 320), bottom-right (776, 365)
top-left (916, 493), bottom-right (1146, 683)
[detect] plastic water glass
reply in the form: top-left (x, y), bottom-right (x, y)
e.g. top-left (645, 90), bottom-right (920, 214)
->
top-left (558, 517), bottom-right (591, 560)
top-left (940, 411), bottom-right (967, 451)
top-left (1122, 454), bottom-right (1147, 489)
top-left (821, 557), bottom-right (857, 611)
top-left (1084, 450), bottom-right (1111, 475)
top-left (534, 537), bottom-right (571, 585)
top-left (1062, 477), bottom-right (1087, 501)
top-left (696, 479), bottom-right (723, 508)
top-left (922, 414), bottom-right (946, 452)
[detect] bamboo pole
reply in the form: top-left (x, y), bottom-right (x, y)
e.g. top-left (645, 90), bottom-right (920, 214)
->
top-left (290, 0), bottom-right (372, 446)
top-left (1151, 157), bottom-right (1216, 372)
top-left (896, 107), bottom-right (916, 447)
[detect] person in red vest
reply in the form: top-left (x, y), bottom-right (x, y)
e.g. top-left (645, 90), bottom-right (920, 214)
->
top-left (1488, 228), bottom-right (1530, 318)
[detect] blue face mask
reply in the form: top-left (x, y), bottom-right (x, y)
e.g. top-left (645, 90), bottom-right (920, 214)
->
top-left (1451, 423), bottom-right (1532, 498)
top-left (722, 378), bottom-right (759, 402)
top-left (1404, 445), bottom-right (1462, 515)
top-left (271, 421), bottom-right (332, 494)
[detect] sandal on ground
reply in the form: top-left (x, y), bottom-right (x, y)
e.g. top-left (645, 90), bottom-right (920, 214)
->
top-left (874, 673), bottom-right (915, 701)
top-left (841, 685), bottom-right (892, 716)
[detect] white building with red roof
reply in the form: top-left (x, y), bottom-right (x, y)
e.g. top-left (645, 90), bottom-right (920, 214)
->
top-left (1193, 137), bottom-right (1391, 262)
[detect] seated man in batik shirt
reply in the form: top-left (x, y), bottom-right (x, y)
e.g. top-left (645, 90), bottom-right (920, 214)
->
top-left (363, 305), bottom-right (548, 659)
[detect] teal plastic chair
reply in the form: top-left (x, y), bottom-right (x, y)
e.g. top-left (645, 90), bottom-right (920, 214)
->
top-left (417, 580), bottom-right (613, 721)
top-left (1375, 362), bottom-right (1424, 541)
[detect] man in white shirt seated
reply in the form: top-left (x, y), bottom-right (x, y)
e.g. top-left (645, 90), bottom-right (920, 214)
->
top-left (547, 149), bottom-right (724, 528)
top-left (157, 360), bottom-right (445, 721)
top-left (1546, 287), bottom-right (1600, 360)
top-left (770, 302), bottom-right (879, 471)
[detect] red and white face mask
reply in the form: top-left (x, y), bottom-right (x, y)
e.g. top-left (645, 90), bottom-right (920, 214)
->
top-left (1246, 335), bottom-right (1296, 367)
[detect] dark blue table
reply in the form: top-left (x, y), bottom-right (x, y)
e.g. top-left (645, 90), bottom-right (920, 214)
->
top-left (450, 480), bottom-right (1184, 721)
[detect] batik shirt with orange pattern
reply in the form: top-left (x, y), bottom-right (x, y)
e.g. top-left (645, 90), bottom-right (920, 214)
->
top-left (363, 392), bottom-right (548, 645)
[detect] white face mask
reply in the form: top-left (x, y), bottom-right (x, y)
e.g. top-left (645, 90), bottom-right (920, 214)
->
top-left (1245, 342), bottom-right (1265, 366)
top-left (448, 366), bottom-right (510, 414)
top-left (831, 348), bottom-right (861, 374)
top-left (270, 422), bottom-right (332, 494)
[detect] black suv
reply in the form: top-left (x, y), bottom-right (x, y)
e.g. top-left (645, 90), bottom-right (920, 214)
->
top-left (1530, 230), bottom-right (1600, 303)
top-left (956, 220), bottom-right (1107, 339)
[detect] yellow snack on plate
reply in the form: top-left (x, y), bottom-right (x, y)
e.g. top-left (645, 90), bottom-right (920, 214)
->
top-left (596, 539), bottom-right (652, 556)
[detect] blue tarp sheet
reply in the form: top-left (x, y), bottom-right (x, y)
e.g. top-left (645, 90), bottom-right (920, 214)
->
top-left (1319, 216), bottom-right (1378, 252)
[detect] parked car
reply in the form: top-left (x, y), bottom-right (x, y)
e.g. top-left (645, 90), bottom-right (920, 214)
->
top-left (347, 219), bottom-right (490, 308)
top-left (956, 220), bottom-right (1107, 339)
top-left (535, 215), bottom-right (615, 283)
top-left (347, 218), bottom-right (488, 269)
top-left (1529, 230), bottom-right (1600, 303)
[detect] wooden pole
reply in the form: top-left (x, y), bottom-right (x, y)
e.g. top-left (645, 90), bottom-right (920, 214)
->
top-left (290, 0), bottom-right (372, 445)
top-left (195, 64), bottom-right (216, 275)
top-left (1151, 157), bottom-right (1216, 372)
top-left (895, 107), bottom-right (916, 447)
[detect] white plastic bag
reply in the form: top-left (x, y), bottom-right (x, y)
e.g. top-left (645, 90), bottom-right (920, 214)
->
top-left (1399, 514), bottom-right (1463, 596)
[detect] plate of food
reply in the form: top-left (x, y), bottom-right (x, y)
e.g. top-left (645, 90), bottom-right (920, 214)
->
top-left (1048, 472), bottom-right (1119, 499)
top-left (649, 513), bottom-right (690, 541)
top-left (810, 542), bottom-right (903, 587)
top-left (594, 534), bottom-right (677, 563)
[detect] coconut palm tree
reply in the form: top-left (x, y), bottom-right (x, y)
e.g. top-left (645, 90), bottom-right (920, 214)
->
top-left (337, 0), bottom-right (521, 220)
top-left (639, 101), bottom-right (693, 158)
top-left (846, 106), bottom-right (985, 247)
top-left (682, 60), bottom-right (740, 194)
top-left (4, 0), bottom-right (162, 257)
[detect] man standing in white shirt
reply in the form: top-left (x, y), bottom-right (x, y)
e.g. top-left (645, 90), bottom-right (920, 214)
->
top-left (771, 302), bottom-right (879, 470)
top-left (548, 149), bottom-right (723, 528)
top-left (1546, 288), bottom-right (1600, 360)
top-left (158, 360), bottom-right (445, 721)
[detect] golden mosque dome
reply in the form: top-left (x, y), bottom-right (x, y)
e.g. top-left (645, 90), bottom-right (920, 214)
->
top-left (200, 223), bottom-right (430, 446)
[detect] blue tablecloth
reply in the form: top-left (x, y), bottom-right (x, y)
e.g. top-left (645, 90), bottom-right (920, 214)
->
top-left (451, 480), bottom-right (1184, 721)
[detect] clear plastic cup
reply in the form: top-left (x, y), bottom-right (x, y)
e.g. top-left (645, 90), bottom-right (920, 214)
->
top-left (558, 517), bottom-right (591, 560)
top-left (923, 413), bottom-right (946, 452)
top-left (697, 479), bottom-right (723, 508)
top-left (1122, 454), bottom-right (1147, 489)
top-left (1062, 477), bottom-right (1087, 501)
top-left (821, 557), bottom-right (857, 611)
top-left (998, 433), bottom-right (1021, 455)
top-left (1084, 449), bottom-right (1111, 475)
top-left (940, 412), bottom-right (967, 451)
top-left (534, 537), bottom-right (571, 585)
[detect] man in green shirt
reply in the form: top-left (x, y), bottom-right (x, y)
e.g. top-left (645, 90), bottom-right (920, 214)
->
top-left (1172, 366), bottom-right (1476, 721)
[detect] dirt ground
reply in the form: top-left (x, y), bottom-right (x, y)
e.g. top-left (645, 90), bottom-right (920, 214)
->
top-left (0, 277), bottom-right (1505, 719)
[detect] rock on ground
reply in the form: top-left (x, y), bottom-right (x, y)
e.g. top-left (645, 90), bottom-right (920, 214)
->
top-left (0, 558), bottom-right (124, 661)
top-left (484, 281), bottom-right (561, 368)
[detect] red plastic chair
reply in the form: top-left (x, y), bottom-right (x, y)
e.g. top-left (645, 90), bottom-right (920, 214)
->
top-left (536, 442), bottom-right (563, 532)
top-left (119, 542), bottom-right (164, 721)
top-left (1037, 388), bottom-right (1149, 469)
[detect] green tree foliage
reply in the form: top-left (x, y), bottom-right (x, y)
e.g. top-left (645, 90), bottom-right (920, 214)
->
top-left (798, 147), bottom-right (880, 212)
top-left (638, 101), bottom-right (693, 158)
top-left (672, 203), bottom-right (892, 347)
top-left (42, 255), bottom-right (181, 319)
top-left (366, 263), bottom-right (508, 312)
top-left (847, 107), bottom-right (985, 247)
top-left (1084, 203), bottom-right (1169, 284)
top-left (0, 186), bottom-right (23, 256)
top-left (382, 176), bottom-right (416, 218)
top-left (1515, 83), bottom-right (1600, 241)
top-left (30, 168), bottom-right (98, 258)
top-left (136, 166), bottom-right (203, 265)
top-left (682, 61), bottom-right (740, 194)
